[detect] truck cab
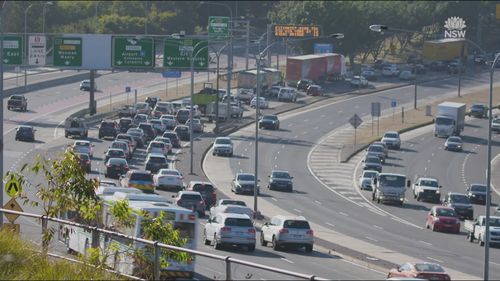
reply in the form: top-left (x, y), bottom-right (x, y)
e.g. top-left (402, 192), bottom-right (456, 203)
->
top-left (371, 173), bottom-right (410, 206)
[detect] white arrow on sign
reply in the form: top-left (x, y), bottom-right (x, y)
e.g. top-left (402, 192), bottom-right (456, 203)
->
top-left (167, 61), bottom-right (173, 66)
top-left (64, 60), bottom-right (70, 65)
top-left (3, 59), bottom-right (8, 63)
top-left (117, 61), bottom-right (122, 65)
top-left (144, 61), bottom-right (150, 65)
top-left (198, 61), bottom-right (205, 67)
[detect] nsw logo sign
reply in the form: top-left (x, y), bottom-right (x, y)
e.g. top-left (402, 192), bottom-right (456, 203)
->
top-left (444, 16), bottom-right (466, 38)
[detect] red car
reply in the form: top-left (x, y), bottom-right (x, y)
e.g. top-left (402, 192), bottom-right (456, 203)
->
top-left (426, 206), bottom-right (460, 234)
top-left (388, 262), bottom-right (451, 280)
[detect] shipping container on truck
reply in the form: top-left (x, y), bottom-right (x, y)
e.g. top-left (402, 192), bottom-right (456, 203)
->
top-left (423, 38), bottom-right (467, 62)
top-left (237, 68), bottom-right (282, 91)
top-left (286, 53), bottom-right (345, 85)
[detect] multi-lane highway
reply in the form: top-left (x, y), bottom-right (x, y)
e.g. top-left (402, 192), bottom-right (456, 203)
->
top-left (204, 70), bottom-right (500, 279)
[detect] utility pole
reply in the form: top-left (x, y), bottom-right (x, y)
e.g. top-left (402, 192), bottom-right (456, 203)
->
top-left (226, 20), bottom-right (233, 119)
top-left (245, 20), bottom-right (250, 70)
top-left (0, 4), bottom-right (4, 228)
top-left (89, 70), bottom-right (96, 115)
top-left (266, 24), bottom-right (271, 66)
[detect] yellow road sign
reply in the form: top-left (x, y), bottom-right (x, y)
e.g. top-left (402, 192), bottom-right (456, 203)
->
top-left (5, 177), bottom-right (21, 197)
top-left (1, 223), bottom-right (20, 234)
top-left (3, 198), bottom-right (23, 223)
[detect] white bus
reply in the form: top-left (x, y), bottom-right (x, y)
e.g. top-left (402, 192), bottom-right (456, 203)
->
top-left (61, 193), bottom-right (198, 279)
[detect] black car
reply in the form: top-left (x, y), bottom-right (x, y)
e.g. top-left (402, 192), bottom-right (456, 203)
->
top-left (468, 104), bottom-right (488, 118)
top-left (268, 170), bottom-right (293, 192)
top-left (145, 153), bottom-right (169, 173)
top-left (297, 79), bottom-right (313, 91)
top-left (104, 148), bottom-right (127, 162)
top-left (145, 97), bottom-right (160, 109)
top-left (76, 153), bottom-right (91, 173)
top-left (176, 109), bottom-right (190, 125)
top-left (15, 126), bottom-right (35, 142)
top-left (259, 115), bottom-right (280, 130)
top-left (163, 131), bottom-right (181, 148)
top-left (188, 182), bottom-right (217, 208)
top-left (174, 125), bottom-right (190, 141)
top-left (105, 158), bottom-right (129, 179)
top-left (118, 118), bottom-right (134, 133)
top-left (442, 192), bottom-right (473, 220)
top-left (98, 120), bottom-right (119, 139)
top-left (467, 184), bottom-right (487, 205)
top-left (138, 123), bottom-right (156, 142)
top-left (473, 54), bottom-right (488, 65)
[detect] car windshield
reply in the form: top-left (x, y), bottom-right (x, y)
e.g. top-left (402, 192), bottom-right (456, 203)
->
top-left (156, 138), bottom-right (171, 144)
top-left (164, 133), bottom-right (177, 139)
top-left (365, 157), bottom-right (379, 164)
top-left (216, 138), bottom-right (231, 145)
top-left (436, 208), bottom-right (457, 217)
top-left (448, 137), bottom-right (462, 143)
top-left (238, 174), bottom-right (254, 181)
top-left (221, 200), bottom-right (246, 206)
top-left (136, 103), bottom-right (148, 109)
top-left (70, 120), bottom-right (82, 128)
top-left (11, 95), bottom-right (22, 100)
top-left (180, 194), bottom-right (202, 201)
top-left (160, 170), bottom-right (179, 176)
top-left (176, 127), bottom-right (188, 132)
top-left (120, 119), bottom-right (132, 125)
top-left (472, 104), bottom-right (485, 109)
top-left (108, 149), bottom-right (124, 156)
top-left (436, 117), bottom-right (453, 126)
top-left (101, 122), bottom-right (115, 128)
top-left (128, 132), bottom-right (140, 138)
top-left (489, 218), bottom-right (500, 227)
top-left (363, 171), bottom-right (378, 178)
top-left (224, 218), bottom-right (253, 227)
top-left (148, 157), bottom-right (166, 163)
top-left (18, 127), bottom-right (32, 132)
top-left (384, 133), bottom-right (399, 138)
top-left (150, 142), bottom-right (164, 148)
top-left (471, 185), bottom-right (487, 192)
top-left (263, 115), bottom-right (277, 121)
top-left (420, 180), bottom-right (438, 187)
top-left (192, 184), bottom-right (214, 193)
top-left (368, 146), bottom-right (383, 153)
top-left (414, 263), bottom-right (445, 273)
top-left (379, 175), bottom-right (406, 186)
top-left (272, 172), bottom-right (290, 179)
top-left (150, 120), bottom-right (161, 124)
top-left (112, 143), bottom-right (126, 149)
top-left (130, 173), bottom-right (152, 181)
top-left (108, 158), bottom-right (127, 165)
top-left (75, 141), bottom-right (90, 147)
top-left (77, 153), bottom-right (89, 160)
top-left (450, 194), bottom-right (470, 204)
top-left (283, 220), bottom-right (310, 229)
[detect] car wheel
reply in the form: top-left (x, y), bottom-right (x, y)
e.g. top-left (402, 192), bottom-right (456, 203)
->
top-left (468, 232), bottom-right (474, 242)
top-left (416, 194), bottom-right (421, 201)
top-left (479, 235), bottom-right (485, 246)
top-left (371, 192), bottom-right (375, 201)
top-left (426, 222), bottom-right (429, 229)
top-left (376, 197), bottom-right (380, 204)
top-left (305, 245), bottom-right (313, 253)
top-left (214, 234), bottom-right (222, 250)
top-left (260, 233), bottom-right (267, 246)
top-left (431, 223), bottom-right (437, 232)
top-left (204, 230), bottom-right (210, 245)
top-left (247, 244), bottom-right (255, 252)
top-left (272, 237), bottom-right (279, 251)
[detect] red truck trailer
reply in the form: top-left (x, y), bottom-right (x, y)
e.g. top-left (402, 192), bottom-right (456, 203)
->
top-left (286, 53), bottom-right (345, 86)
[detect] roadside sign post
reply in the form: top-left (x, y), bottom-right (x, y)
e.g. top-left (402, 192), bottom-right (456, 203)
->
top-left (391, 100), bottom-right (397, 121)
top-left (371, 102), bottom-right (381, 136)
top-left (53, 37), bottom-right (82, 67)
top-left (28, 35), bottom-right (46, 66)
top-left (349, 114), bottom-right (363, 149)
top-left (162, 71), bottom-right (182, 100)
top-left (112, 37), bottom-right (155, 69)
top-left (125, 86), bottom-right (131, 105)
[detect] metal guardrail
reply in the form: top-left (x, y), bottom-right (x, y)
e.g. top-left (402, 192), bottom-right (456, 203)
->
top-left (0, 208), bottom-right (328, 281)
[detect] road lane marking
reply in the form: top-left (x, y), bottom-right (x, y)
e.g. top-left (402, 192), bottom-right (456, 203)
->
top-left (419, 240), bottom-right (432, 246)
top-left (238, 161), bottom-right (241, 166)
top-left (325, 222), bottom-right (335, 228)
top-left (373, 225), bottom-right (384, 230)
top-left (314, 200), bottom-right (322, 205)
top-left (271, 198), bottom-right (277, 201)
top-left (365, 236), bottom-right (378, 242)
top-left (280, 258), bottom-right (294, 264)
top-left (339, 212), bottom-right (348, 216)
top-left (293, 208), bottom-right (302, 213)
top-left (427, 257), bottom-right (443, 263)
top-left (54, 119), bottom-right (65, 138)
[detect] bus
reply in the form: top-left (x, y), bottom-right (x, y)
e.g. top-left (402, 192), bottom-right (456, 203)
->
top-left (60, 193), bottom-right (198, 279)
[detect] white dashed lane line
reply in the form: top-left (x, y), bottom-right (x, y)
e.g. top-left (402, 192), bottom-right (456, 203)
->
top-left (325, 222), bottom-right (335, 228)
top-left (293, 208), bottom-right (302, 213)
top-left (280, 258), bottom-right (294, 264)
top-left (419, 240), bottom-right (432, 246)
top-left (427, 257), bottom-right (443, 263)
top-left (365, 236), bottom-right (378, 242)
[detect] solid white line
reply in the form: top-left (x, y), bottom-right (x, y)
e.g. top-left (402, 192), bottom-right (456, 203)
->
top-left (490, 261), bottom-right (500, 267)
top-left (427, 257), bottom-right (443, 263)
top-left (373, 225), bottom-right (384, 230)
top-left (314, 200), bottom-right (322, 205)
top-left (54, 119), bottom-right (65, 139)
top-left (280, 258), bottom-right (294, 264)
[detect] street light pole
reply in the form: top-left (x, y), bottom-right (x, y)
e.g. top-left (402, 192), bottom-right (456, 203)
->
top-left (94, 1), bottom-right (101, 32)
top-left (24, 3), bottom-right (34, 90)
top-left (189, 49), bottom-right (195, 174)
top-left (42, 2), bottom-right (53, 34)
top-left (0, 3), bottom-right (4, 228)
top-left (485, 53), bottom-right (500, 281)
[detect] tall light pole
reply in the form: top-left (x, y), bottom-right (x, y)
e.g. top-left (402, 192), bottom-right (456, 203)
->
top-left (211, 43), bottom-right (230, 132)
top-left (251, 33), bottom-right (344, 217)
top-left (94, 1), bottom-right (102, 32)
top-left (24, 3), bottom-right (35, 90)
top-left (144, 1), bottom-right (148, 35)
top-left (201, 1), bottom-right (233, 119)
top-left (484, 53), bottom-right (500, 281)
top-left (0, 0), bottom-right (5, 228)
top-left (42, 1), bottom-right (53, 34)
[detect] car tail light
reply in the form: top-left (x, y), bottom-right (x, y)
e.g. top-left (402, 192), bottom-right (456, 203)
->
top-left (211, 192), bottom-right (217, 198)
top-left (199, 200), bottom-right (204, 205)
top-left (306, 230), bottom-right (314, 236)
top-left (279, 228), bottom-right (288, 234)
top-left (188, 214), bottom-right (196, 220)
top-left (248, 228), bottom-right (256, 234)
top-left (221, 227), bottom-right (231, 232)
top-left (86, 160), bottom-right (91, 164)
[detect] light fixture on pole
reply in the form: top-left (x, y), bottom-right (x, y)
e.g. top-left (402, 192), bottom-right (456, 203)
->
top-left (484, 52), bottom-right (500, 281)
top-left (42, 1), bottom-right (53, 34)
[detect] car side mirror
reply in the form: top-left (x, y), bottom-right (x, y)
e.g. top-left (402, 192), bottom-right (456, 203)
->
top-left (406, 180), bottom-right (411, 188)
top-left (397, 267), bottom-right (402, 272)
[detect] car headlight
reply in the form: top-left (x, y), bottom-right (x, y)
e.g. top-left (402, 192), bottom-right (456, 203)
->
top-left (471, 194), bottom-right (476, 197)
top-left (400, 197), bottom-right (404, 201)
top-left (436, 190), bottom-right (440, 194)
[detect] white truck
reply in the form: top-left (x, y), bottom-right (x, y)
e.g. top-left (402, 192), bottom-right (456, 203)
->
top-left (465, 215), bottom-right (500, 246)
top-left (371, 173), bottom-right (410, 206)
top-left (434, 102), bottom-right (466, 138)
top-left (206, 102), bottom-right (243, 122)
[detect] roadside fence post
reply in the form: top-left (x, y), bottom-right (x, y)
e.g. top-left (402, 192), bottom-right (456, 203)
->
top-left (402, 107), bottom-right (405, 124)
top-left (154, 242), bottom-right (160, 281)
top-left (41, 215), bottom-right (48, 254)
top-left (225, 256), bottom-right (232, 281)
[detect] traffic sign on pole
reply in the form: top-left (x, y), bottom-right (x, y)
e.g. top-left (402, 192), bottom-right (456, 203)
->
top-left (1, 36), bottom-right (22, 65)
top-left (163, 38), bottom-right (208, 69)
top-left (53, 37), bottom-right (82, 67)
top-left (162, 70), bottom-right (182, 78)
top-left (28, 35), bottom-right (46, 66)
top-left (3, 198), bottom-right (23, 223)
top-left (349, 114), bottom-right (363, 129)
top-left (5, 177), bottom-right (21, 197)
top-left (371, 102), bottom-right (381, 117)
top-left (208, 16), bottom-right (230, 40)
top-left (112, 37), bottom-right (155, 69)
top-left (391, 100), bottom-right (397, 108)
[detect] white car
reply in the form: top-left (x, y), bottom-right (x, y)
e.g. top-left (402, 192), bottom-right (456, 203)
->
top-left (250, 97), bottom-right (269, 109)
top-left (185, 118), bottom-right (204, 133)
top-left (153, 168), bottom-right (184, 191)
top-left (135, 102), bottom-right (151, 115)
top-left (399, 70), bottom-right (416, 80)
top-left (209, 204), bottom-right (254, 220)
top-left (277, 87), bottom-right (298, 102)
top-left (236, 88), bottom-right (255, 102)
top-left (150, 119), bottom-right (166, 133)
top-left (381, 131), bottom-right (401, 150)
top-left (204, 213), bottom-right (256, 252)
top-left (260, 215), bottom-right (314, 252)
top-left (213, 137), bottom-right (233, 157)
top-left (382, 65), bottom-right (399, 76)
top-left (147, 141), bottom-right (169, 157)
top-left (71, 140), bottom-right (94, 157)
top-left (115, 134), bottom-right (137, 152)
top-left (350, 76), bottom-right (368, 87)
top-left (185, 105), bottom-right (202, 119)
top-left (492, 117), bottom-right (500, 133)
top-left (358, 170), bottom-right (379, 190)
top-left (153, 137), bottom-right (173, 154)
top-left (160, 114), bottom-right (177, 130)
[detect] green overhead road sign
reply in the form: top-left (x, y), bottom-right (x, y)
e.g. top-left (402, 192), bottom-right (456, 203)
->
top-left (163, 38), bottom-right (208, 69)
top-left (53, 37), bottom-right (82, 67)
top-left (208, 16), bottom-right (230, 40)
top-left (112, 37), bottom-right (154, 68)
top-left (1, 36), bottom-right (23, 65)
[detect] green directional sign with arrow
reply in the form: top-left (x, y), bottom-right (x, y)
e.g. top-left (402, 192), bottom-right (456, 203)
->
top-left (1, 36), bottom-right (23, 65)
top-left (208, 16), bottom-right (230, 40)
top-left (53, 37), bottom-right (82, 67)
top-left (112, 37), bottom-right (155, 69)
top-left (163, 38), bottom-right (208, 70)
